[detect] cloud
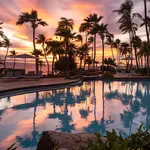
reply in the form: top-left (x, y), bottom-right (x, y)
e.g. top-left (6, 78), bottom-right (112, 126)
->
top-left (0, 0), bottom-right (147, 58)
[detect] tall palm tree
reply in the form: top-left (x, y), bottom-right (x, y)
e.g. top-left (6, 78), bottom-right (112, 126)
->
top-left (79, 22), bottom-right (90, 43)
top-left (46, 40), bottom-right (61, 75)
top-left (98, 23), bottom-right (109, 73)
top-left (3, 37), bottom-right (12, 69)
top-left (113, 39), bottom-right (121, 65)
top-left (113, 0), bottom-right (138, 67)
top-left (58, 17), bottom-right (74, 30)
top-left (38, 60), bottom-right (45, 71)
top-left (105, 34), bottom-right (115, 60)
top-left (88, 36), bottom-right (94, 60)
top-left (10, 50), bottom-right (17, 69)
top-left (85, 14), bottom-right (103, 67)
top-left (144, 0), bottom-right (150, 42)
top-left (139, 41), bottom-right (150, 74)
top-left (119, 42), bottom-right (131, 69)
top-left (36, 34), bottom-right (51, 75)
top-left (16, 10), bottom-right (48, 74)
top-left (75, 34), bottom-right (83, 45)
top-left (31, 49), bottom-right (43, 72)
top-left (77, 44), bottom-right (90, 68)
top-left (132, 36), bottom-right (142, 69)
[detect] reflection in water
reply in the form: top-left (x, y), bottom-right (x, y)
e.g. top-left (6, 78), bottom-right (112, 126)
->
top-left (0, 80), bottom-right (150, 149)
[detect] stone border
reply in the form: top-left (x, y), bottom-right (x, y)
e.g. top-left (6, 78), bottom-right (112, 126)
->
top-left (0, 79), bottom-right (82, 98)
top-left (0, 75), bottom-right (150, 98)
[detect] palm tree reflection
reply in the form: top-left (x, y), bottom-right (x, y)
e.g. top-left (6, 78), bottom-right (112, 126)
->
top-left (16, 92), bottom-right (40, 148)
top-left (84, 81), bottom-right (114, 135)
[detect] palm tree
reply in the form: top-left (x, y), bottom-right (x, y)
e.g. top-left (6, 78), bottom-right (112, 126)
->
top-left (132, 36), bottom-right (142, 69)
top-left (58, 17), bottom-right (74, 30)
top-left (77, 44), bottom-right (90, 68)
top-left (139, 41), bottom-right (150, 74)
top-left (85, 14), bottom-right (103, 67)
top-left (144, 0), bottom-right (150, 42)
top-left (119, 42), bottom-right (131, 69)
top-left (46, 40), bottom-right (61, 75)
top-left (75, 34), bottom-right (83, 45)
top-left (3, 37), bottom-right (12, 69)
top-left (98, 23), bottom-right (109, 73)
top-left (10, 50), bottom-right (17, 69)
top-left (31, 49), bottom-right (43, 72)
top-left (38, 60), bottom-right (45, 71)
top-left (16, 10), bottom-right (48, 74)
top-left (113, 0), bottom-right (138, 67)
top-left (105, 34), bottom-right (115, 60)
top-left (36, 34), bottom-right (51, 75)
top-left (88, 36), bottom-right (94, 60)
top-left (113, 39), bottom-right (121, 65)
top-left (79, 22), bottom-right (90, 43)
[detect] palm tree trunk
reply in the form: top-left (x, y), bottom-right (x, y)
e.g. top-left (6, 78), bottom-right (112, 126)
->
top-left (102, 39), bottom-right (105, 73)
top-left (4, 47), bottom-right (9, 69)
top-left (134, 46), bottom-right (139, 69)
top-left (52, 56), bottom-right (55, 75)
top-left (33, 27), bottom-right (39, 75)
top-left (13, 57), bottom-right (15, 69)
top-left (129, 32), bottom-right (133, 68)
top-left (93, 34), bottom-right (96, 69)
top-left (43, 45), bottom-right (50, 75)
top-left (111, 45), bottom-right (114, 60)
top-left (144, 0), bottom-right (150, 43)
top-left (147, 55), bottom-right (149, 75)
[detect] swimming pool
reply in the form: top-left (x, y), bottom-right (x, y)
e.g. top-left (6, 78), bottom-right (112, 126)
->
top-left (0, 80), bottom-right (149, 150)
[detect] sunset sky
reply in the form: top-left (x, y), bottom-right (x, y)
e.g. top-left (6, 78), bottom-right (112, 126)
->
top-left (0, 0), bottom-right (148, 60)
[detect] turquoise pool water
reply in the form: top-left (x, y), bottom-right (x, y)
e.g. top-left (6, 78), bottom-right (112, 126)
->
top-left (0, 80), bottom-right (149, 150)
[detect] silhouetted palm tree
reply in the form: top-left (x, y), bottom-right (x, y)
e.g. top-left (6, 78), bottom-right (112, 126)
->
top-left (46, 40), bottom-right (61, 75)
top-left (36, 34), bottom-right (51, 74)
top-left (105, 34), bottom-right (115, 60)
top-left (83, 14), bottom-right (103, 68)
top-left (113, 39), bottom-right (121, 65)
top-left (10, 50), bottom-right (17, 69)
top-left (132, 36), bottom-right (142, 69)
top-left (16, 10), bottom-right (48, 74)
top-left (144, 0), bottom-right (150, 42)
top-left (31, 49), bottom-right (43, 72)
top-left (77, 44), bottom-right (90, 68)
top-left (119, 42), bottom-right (131, 69)
top-left (79, 22), bottom-right (90, 43)
top-left (98, 23), bottom-right (109, 73)
top-left (113, 0), bottom-right (138, 67)
top-left (138, 41), bottom-right (150, 74)
top-left (3, 37), bottom-right (12, 69)
top-left (38, 60), bottom-right (45, 71)
top-left (75, 34), bottom-right (83, 45)
top-left (88, 36), bottom-right (94, 59)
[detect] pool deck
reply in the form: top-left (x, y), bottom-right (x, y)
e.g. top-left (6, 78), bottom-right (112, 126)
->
top-left (0, 74), bottom-right (150, 95)
top-left (0, 78), bottom-right (81, 93)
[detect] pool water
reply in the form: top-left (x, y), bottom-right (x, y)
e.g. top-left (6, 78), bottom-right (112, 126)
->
top-left (0, 80), bottom-right (150, 150)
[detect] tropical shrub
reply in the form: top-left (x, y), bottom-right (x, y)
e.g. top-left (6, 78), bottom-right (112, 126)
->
top-left (82, 124), bottom-right (150, 150)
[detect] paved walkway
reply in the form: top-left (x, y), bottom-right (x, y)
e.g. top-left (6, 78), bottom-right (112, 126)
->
top-left (0, 78), bottom-right (79, 92)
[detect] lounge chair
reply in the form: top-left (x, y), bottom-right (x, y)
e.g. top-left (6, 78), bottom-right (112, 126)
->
top-left (2, 69), bottom-right (22, 81)
top-left (14, 70), bottom-right (22, 78)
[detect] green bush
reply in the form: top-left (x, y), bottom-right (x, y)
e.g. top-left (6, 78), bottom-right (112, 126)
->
top-left (82, 124), bottom-right (150, 150)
